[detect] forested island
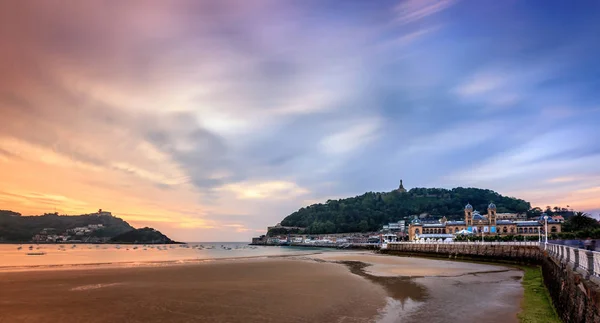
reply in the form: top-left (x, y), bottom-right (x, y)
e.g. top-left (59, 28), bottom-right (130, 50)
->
top-left (273, 187), bottom-right (534, 235)
top-left (0, 209), bottom-right (177, 244)
top-left (110, 227), bottom-right (176, 244)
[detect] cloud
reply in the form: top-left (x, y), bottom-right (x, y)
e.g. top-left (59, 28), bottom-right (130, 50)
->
top-left (394, 0), bottom-right (457, 24)
top-left (214, 181), bottom-right (310, 200)
top-left (319, 118), bottom-right (382, 156)
top-left (444, 127), bottom-right (600, 200)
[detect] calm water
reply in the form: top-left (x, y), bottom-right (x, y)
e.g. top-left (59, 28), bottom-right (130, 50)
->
top-left (0, 243), bottom-right (329, 271)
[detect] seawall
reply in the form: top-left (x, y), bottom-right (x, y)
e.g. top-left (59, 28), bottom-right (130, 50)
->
top-left (542, 251), bottom-right (600, 322)
top-left (249, 242), bottom-right (380, 250)
top-left (382, 242), bottom-right (542, 264)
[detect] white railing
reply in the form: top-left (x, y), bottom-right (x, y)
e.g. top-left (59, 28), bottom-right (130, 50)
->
top-left (579, 249), bottom-right (590, 272)
top-left (546, 243), bottom-right (600, 279)
top-left (387, 241), bottom-right (541, 246)
top-left (593, 253), bottom-right (600, 277)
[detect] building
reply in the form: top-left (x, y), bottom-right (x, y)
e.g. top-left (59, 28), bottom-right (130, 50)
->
top-left (382, 220), bottom-right (406, 233)
top-left (408, 203), bottom-right (562, 240)
top-left (496, 213), bottom-right (527, 221)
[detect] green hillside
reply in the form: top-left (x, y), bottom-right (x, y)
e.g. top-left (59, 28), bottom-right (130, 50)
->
top-left (279, 187), bottom-right (531, 234)
top-left (110, 227), bottom-right (176, 244)
top-left (0, 212), bottom-right (134, 242)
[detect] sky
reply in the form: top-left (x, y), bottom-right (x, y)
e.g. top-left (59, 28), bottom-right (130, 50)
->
top-left (1, 0), bottom-right (600, 241)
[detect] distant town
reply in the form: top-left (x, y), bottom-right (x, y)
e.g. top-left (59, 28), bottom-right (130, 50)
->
top-left (252, 204), bottom-right (566, 247)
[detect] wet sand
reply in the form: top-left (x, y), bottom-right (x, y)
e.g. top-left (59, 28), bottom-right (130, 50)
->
top-left (0, 258), bottom-right (387, 323)
top-left (0, 252), bottom-right (524, 323)
top-left (305, 252), bottom-right (524, 323)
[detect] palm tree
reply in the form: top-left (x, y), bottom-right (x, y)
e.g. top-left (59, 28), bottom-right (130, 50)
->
top-left (564, 211), bottom-right (598, 232)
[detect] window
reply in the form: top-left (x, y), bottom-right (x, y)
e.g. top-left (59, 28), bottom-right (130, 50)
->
top-left (528, 228), bottom-right (533, 233)
top-left (503, 227), bottom-right (507, 233)
top-left (551, 226), bottom-right (557, 233)
top-left (510, 228), bottom-right (515, 233)
top-left (455, 227), bottom-right (459, 232)
top-left (448, 228), bottom-right (453, 234)
top-left (415, 229), bottom-right (420, 235)
top-left (534, 228), bottom-right (538, 233)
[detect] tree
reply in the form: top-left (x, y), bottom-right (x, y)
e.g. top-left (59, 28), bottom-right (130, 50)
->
top-left (563, 212), bottom-right (599, 232)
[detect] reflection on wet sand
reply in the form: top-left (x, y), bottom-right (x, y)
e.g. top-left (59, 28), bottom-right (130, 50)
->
top-left (341, 261), bottom-right (428, 304)
top-left (312, 253), bottom-right (524, 323)
top-left (340, 261), bottom-right (429, 322)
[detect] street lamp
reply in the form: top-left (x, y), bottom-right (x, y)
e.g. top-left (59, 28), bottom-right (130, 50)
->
top-left (543, 215), bottom-right (549, 249)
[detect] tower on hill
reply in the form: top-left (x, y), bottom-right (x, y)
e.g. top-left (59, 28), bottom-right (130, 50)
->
top-left (397, 179), bottom-right (407, 193)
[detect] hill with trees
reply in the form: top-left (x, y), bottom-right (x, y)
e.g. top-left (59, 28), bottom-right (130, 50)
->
top-left (277, 187), bottom-right (531, 235)
top-left (0, 210), bottom-right (170, 242)
top-left (110, 227), bottom-right (177, 244)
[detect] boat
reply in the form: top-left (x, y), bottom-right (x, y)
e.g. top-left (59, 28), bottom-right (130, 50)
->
top-left (26, 252), bottom-right (46, 256)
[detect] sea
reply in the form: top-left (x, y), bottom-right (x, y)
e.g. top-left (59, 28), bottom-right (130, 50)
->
top-left (0, 242), bottom-right (332, 272)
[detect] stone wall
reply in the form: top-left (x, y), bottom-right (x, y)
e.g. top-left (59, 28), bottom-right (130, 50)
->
top-left (542, 254), bottom-right (600, 323)
top-left (382, 243), bottom-right (542, 264)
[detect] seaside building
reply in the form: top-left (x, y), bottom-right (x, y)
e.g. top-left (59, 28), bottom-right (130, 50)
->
top-left (382, 220), bottom-right (406, 233)
top-left (408, 203), bottom-right (562, 240)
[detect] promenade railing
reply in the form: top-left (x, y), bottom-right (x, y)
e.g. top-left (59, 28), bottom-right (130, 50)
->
top-left (386, 241), bottom-right (541, 246)
top-left (546, 243), bottom-right (600, 281)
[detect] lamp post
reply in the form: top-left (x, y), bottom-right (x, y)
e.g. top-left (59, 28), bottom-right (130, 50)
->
top-left (543, 215), bottom-right (549, 249)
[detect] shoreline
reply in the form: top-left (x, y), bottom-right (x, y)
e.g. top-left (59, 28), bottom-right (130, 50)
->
top-left (0, 250), bottom-right (328, 273)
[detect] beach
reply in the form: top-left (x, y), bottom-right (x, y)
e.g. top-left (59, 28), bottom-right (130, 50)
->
top-left (0, 251), bottom-right (524, 323)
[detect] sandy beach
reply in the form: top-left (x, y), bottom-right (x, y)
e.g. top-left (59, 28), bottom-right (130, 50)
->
top-left (0, 252), bottom-right (524, 323)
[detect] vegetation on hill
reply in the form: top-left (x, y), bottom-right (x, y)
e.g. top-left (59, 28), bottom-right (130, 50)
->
top-left (562, 212), bottom-right (599, 232)
top-left (0, 210), bottom-right (21, 217)
top-left (110, 227), bottom-right (176, 244)
top-left (0, 211), bottom-right (134, 242)
top-left (277, 187), bottom-right (531, 235)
